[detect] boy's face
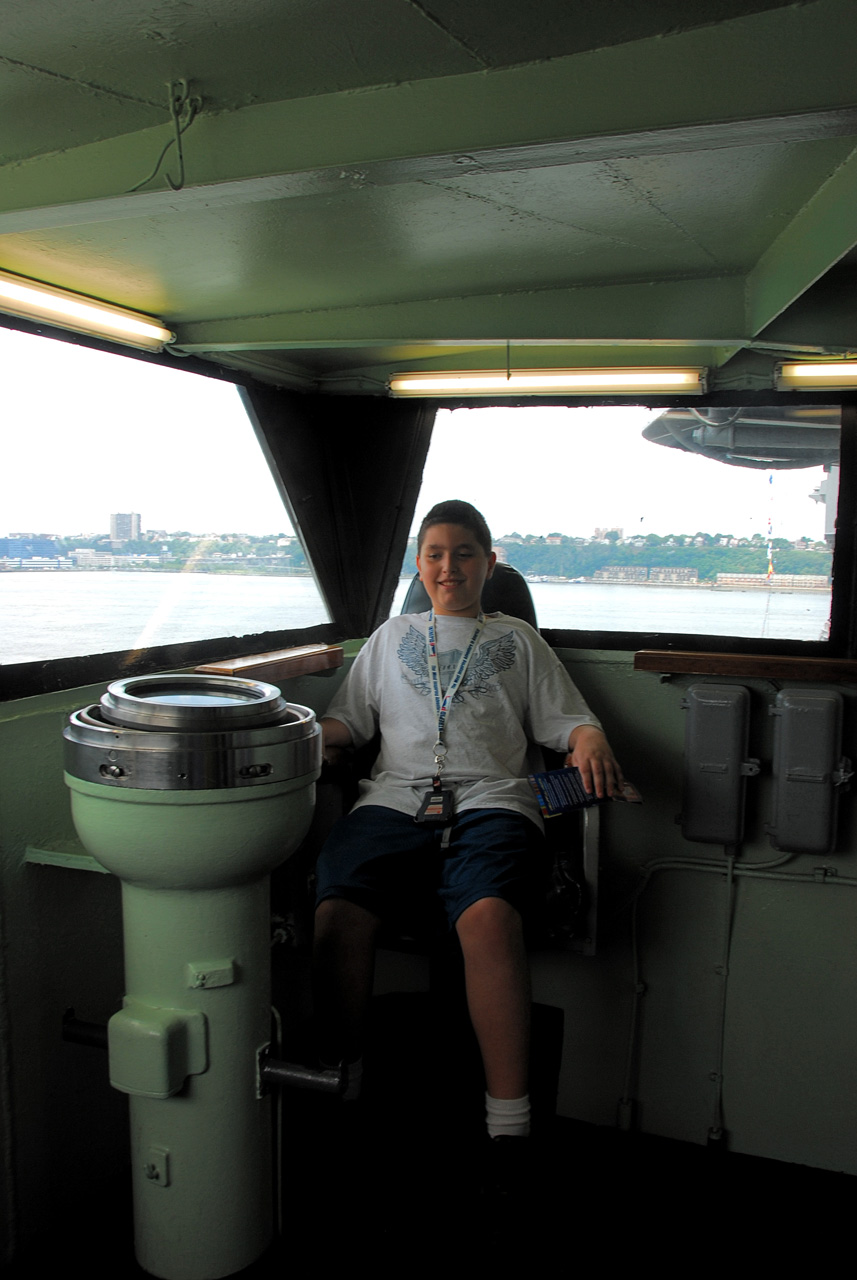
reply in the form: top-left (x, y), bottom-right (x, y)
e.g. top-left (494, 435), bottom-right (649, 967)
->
top-left (416, 522), bottom-right (496, 618)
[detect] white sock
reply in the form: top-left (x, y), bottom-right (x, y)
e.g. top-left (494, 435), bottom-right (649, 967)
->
top-left (485, 1092), bottom-right (531, 1138)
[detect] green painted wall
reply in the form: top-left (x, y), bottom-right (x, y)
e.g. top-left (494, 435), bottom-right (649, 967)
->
top-left (0, 681), bottom-right (127, 1264)
top-left (1, 648), bottom-right (856, 1260)
top-left (541, 649), bottom-right (857, 1169)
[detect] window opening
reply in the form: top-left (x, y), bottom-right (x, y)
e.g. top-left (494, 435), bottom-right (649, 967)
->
top-left (398, 404), bottom-right (839, 646)
top-left (0, 327), bottom-right (329, 665)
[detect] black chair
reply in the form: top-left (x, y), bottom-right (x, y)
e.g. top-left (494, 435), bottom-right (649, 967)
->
top-left (401, 561), bottom-right (538, 628)
top-left (273, 569), bottom-right (597, 1133)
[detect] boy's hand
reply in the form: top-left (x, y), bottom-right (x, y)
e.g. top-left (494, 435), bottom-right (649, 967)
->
top-left (565, 725), bottom-right (624, 799)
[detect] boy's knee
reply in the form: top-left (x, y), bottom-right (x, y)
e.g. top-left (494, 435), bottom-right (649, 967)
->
top-left (456, 895), bottom-right (523, 947)
top-left (315, 895), bottom-right (379, 941)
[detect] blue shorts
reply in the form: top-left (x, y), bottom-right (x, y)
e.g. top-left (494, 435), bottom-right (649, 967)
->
top-left (315, 805), bottom-right (547, 929)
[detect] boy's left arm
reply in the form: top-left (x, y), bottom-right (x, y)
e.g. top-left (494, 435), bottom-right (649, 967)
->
top-left (566, 723), bottom-right (624, 799)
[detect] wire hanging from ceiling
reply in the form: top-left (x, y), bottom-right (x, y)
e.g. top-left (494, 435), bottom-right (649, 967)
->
top-left (127, 79), bottom-right (201, 193)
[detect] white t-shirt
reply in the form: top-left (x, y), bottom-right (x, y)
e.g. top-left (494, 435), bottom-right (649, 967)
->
top-left (326, 611), bottom-right (601, 826)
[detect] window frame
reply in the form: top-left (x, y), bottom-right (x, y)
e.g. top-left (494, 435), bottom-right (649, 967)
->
top-left (420, 392), bottom-right (857, 662)
top-left (0, 317), bottom-right (340, 702)
top-left (2, 313), bottom-right (855, 701)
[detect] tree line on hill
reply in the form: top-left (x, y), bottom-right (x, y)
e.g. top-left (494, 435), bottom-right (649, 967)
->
top-left (402, 539), bottom-right (832, 582)
top-left (53, 530), bottom-right (831, 582)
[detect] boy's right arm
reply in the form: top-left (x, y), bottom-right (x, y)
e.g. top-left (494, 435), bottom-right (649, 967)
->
top-left (320, 628), bottom-right (386, 761)
top-left (321, 716), bottom-right (353, 765)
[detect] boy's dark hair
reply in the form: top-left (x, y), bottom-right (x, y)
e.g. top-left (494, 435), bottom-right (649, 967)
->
top-left (417, 500), bottom-right (492, 555)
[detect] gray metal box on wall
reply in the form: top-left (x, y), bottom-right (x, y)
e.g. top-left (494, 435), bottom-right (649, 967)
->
top-left (768, 690), bottom-right (847, 854)
top-left (681, 684), bottom-right (758, 844)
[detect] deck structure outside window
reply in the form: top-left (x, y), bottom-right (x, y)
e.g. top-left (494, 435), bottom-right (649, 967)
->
top-left (404, 404), bottom-right (841, 651)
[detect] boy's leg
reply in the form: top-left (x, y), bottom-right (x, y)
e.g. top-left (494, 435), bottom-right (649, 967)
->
top-left (454, 895), bottom-right (531, 1100)
top-left (313, 806), bottom-right (435, 1069)
top-left (440, 810), bottom-right (545, 1143)
top-left (313, 896), bottom-right (379, 1066)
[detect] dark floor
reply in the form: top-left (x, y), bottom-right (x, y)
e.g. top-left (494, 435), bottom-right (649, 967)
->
top-left (10, 991), bottom-right (855, 1275)
top-left (15, 1112), bottom-right (851, 1277)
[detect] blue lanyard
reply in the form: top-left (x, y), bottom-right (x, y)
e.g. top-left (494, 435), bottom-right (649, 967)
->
top-left (425, 609), bottom-right (485, 775)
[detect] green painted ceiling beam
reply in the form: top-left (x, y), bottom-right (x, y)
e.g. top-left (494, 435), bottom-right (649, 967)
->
top-left (215, 350), bottom-right (764, 397)
top-left (197, 342), bottom-right (751, 394)
top-left (745, 144), bottom-right (857, 336)
top-left (4, 109), bottom-right (856, 239)
top-left (0, 0), bottom-right (854, 234)
top-left (173, 278), bottom-right (746, 350)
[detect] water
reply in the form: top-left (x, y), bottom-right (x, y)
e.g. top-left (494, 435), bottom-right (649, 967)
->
top-left (1, 572), bottom-right (330, 664)
top-left (393, 578), bottom-right (829, 640)
top-left (1, 571), bottom-right (830, 665)
top-left (523, 580), bottom-right (829, 640)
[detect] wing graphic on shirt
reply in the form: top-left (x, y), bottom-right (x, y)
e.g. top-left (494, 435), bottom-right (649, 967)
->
top-left (397, 624), bottom-right (431, 694)
top-left (397, 625), bottom-right (517, 701)
top-left (460, 631), bottom-right (517, 699)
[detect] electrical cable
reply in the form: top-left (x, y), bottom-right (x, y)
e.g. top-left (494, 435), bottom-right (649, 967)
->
top-left (127, 80), bottom-right (200, 194)
top-left (618, 846), bottom-right (857, 1136)
top-left (270, 1004), bottom-right (284, 1238)
top-left (708, 853), bottom-right (736, 1141)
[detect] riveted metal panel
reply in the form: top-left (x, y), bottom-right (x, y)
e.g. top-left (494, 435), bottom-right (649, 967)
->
top-left (769, 689), bottom-right (843, 853)
top-left (681, 683), bottom-right (752, 844)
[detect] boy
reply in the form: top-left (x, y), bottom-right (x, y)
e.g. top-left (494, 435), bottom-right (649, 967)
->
top-left (313, 499), bottom-right (622, 1152)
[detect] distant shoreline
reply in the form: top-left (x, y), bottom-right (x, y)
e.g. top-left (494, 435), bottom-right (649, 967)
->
top-left (525, 575), bottom-right (829, 592)
top-left (1, 563), bottom-right (831, 593)
top-left (0, 563), bottom-right (316, 576)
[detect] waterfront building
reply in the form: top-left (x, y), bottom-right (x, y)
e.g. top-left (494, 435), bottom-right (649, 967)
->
top-left (715, 573), bottom-right (830, 590)
top-left (109, 512), bottom-right (141, 542)
top-left (649, 567), bottom-right (699, 583)
top-left (594, 565), bottom-right (648, 582)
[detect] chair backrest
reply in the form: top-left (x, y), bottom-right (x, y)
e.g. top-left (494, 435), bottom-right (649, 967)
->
top-left (400, 562), bottom-right (538, 628)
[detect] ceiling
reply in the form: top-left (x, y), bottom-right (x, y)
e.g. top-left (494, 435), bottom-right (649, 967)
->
top-left (1, 0), bottom-right (856, 393)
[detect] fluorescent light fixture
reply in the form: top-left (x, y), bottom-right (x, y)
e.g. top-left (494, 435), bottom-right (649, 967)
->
top-left (777, 362), bottom-right (857, 390)
top-left (389, 367), bottom-right (707, 396)
top-left (0, 268), bottom-right (175, 352)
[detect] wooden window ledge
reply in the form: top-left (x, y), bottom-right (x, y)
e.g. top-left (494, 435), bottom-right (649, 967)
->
top-left (634, 650), bottom-right (857, 682)
top-left (196, 643), bottom-right (343, 683)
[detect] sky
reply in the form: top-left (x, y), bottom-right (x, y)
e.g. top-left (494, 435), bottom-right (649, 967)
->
top-left (1, 328), bottom-right (291, 538)
top-left (0, 327), bottom-right (832, 542)
top-left (419, 406), bottom-right (831, 543)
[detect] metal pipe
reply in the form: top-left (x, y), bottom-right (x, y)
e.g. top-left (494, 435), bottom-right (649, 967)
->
top-left (118, 878), bottom-right (273, 1280)
top-left (259, 1054), bottom-right (345, 1095)
top-left (64, 676), bottom-right (321, 1280)
top-left (62, 1010), bottom-right (348, 1096)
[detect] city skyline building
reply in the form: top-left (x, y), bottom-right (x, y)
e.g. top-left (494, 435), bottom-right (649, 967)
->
top-left (110, 512), bottom-right (141, 542)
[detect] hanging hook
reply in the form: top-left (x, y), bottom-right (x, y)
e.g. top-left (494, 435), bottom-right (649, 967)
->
top-left (127, 79), bottom-right (201, 194)
top-left (165, 80), bottom-right (199, 191)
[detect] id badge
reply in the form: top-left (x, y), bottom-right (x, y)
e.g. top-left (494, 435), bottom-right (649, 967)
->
top-left (415, 779), bottom-right (455, 825)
